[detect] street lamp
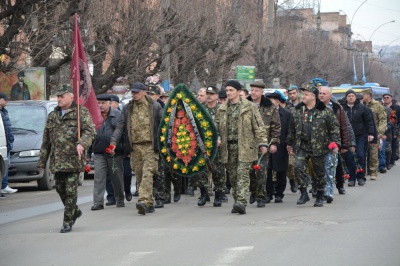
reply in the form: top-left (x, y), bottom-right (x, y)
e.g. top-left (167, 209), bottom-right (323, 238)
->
top-left (368, 20), bottom-right (396, 41)
top-left (339, 0), bottom-right (368, 49)
top-left (380, 37), bottom-right (400, 58)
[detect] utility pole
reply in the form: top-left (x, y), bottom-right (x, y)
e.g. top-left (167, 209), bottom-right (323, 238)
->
top-left (161, 0), bottom-right (171, 89)
top-left (267, 0), bottom-right (274, 29)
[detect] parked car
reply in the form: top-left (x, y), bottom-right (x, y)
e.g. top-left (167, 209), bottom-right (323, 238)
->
top-left (7, 101), bottom-right (84, 190)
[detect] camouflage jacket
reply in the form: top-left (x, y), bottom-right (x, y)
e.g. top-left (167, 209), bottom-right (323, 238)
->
top-left (247, 95), bottom-right (280, 146)
top-left (366, 98), bottom-right (387, 137)
top-left (38, 102), bottom-right (96, 172)
top-left (287, 100), bottom-right (340, 156)
top-left (215, 98), bottom-right (269, 163)
top-left (111, 95), bottom-right (163, 153)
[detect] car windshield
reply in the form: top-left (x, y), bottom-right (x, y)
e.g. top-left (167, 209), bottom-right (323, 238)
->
top-left (7, 106), bottom-right (47, 132)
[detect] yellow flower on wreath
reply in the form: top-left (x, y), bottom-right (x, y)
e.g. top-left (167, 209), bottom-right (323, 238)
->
top-left (164, 117), bottom-right (169, 123)
top-left (171, 99), bottom-right (176, 105)
top-left (185, 98), bottom-right (190, 103)
top-left (161, 148), bottom-right (167, 154)
top-left (192, 166), bottom-right (199, 172)
top-left (167, 107), bottom-right (172, 113)
top-left (160, 136), bottom-right (165, 142)
top-left (196, 113), bottom-right (203, 119)
top-left (181, 167), bottom-right (188, 174)
top-left (190, 105), bottom-right (196, 111)
top-left (173, 164), bottom-right (178, 170)
top-left (177, 93), bottom-right (183, 99)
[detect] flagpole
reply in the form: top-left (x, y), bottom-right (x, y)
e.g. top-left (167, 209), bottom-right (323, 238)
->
top-left (77, 80), bottom-right (81, 140)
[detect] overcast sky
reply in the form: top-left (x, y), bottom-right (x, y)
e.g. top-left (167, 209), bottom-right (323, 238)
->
top-left (319, 0), bottom-right (400, 48)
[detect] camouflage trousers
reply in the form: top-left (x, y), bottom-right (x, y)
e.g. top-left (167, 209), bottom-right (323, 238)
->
top-left (249, 152), bottom-right (269, 201)
top-left (153, 158), bottom-right (165, 201)
top-left (295, 148), bottom-right (326, 191)
top-left (131, 143), bottom-right (158, 207)
top-left (190, 172), bottom-right (209, 190)
top-left (54, 172), bottom-right (80, 225)
top-left (226, 144), bottom-right (252, 205)
top-left (368, 144), bottom-right (379, 176)
top-left (164, 168), bottom-right (183, 200)
top-left (211, 151), bottom-right (226, 192)
top-left (324, 151), bottom-right (338, 197)
top-left (287, 155), bottom-right (296, 181)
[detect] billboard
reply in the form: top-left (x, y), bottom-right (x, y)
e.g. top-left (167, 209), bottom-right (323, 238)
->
top-left (236, 66), bottom-right (255, 81)
top-left (0, 67), bottom-right (46, 100)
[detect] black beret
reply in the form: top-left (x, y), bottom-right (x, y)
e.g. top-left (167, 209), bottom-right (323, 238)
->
top-left (130, 82), bottom-right (146, 92)
top-left (345, 89), bottom-right (356, 98)
top-left (225, 80), bottom-right (242, 90)
top-left (218, 89), bottom-right (227, 98)
top-left (96, 94), bottom-right (112, 101)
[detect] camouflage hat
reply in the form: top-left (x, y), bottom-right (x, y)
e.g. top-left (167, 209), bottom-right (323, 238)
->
top-left (147, 85), bottom-right (161, 95)
top-left (206, 86), bottom-right (219, 94)
top-left (362, 88), bottom-right (372, 95)
top-left (300, 85), bottom-right (319, 97)
top-left (56, 84), bottom-right (73, 96)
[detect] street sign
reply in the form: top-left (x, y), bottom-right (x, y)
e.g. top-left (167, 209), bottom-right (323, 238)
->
top-left (236, 66), bottom-right (255, 81)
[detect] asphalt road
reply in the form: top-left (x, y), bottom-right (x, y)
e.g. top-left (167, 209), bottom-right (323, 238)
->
top-left (1, 167), bottom-right (400, 266)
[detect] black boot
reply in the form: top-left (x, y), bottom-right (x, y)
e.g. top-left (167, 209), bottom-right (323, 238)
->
top-left (297, 188), bottom-right (310, 205)
top-left (314, 191), bottom-right (324, 207)
top-left (198, 187), bottom-right (209, 206)
top-left (289, 179), bottom-right (298, 193)
top-left (213, 191), bottom-right (222, 207)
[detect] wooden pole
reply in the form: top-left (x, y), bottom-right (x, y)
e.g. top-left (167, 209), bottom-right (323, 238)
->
top-left (77, 80), bottom-right (81, 140)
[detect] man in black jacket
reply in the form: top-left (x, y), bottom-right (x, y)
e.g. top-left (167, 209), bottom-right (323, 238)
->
top-left (91, 94), bottom-right (125, 210)
top-left (342, 89), bottom-right (375, 186)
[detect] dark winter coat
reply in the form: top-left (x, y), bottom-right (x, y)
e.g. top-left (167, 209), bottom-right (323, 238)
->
top-left (92, 108), bottom-right (124, 155)
top-left (341, 100), bottom-right (375, 137)
top-left (0, 107), bottom-right (14, 150)
top-left (287, 99), bottom-right (341, 156)
top-left (269, 106), bottom-right (292, 171)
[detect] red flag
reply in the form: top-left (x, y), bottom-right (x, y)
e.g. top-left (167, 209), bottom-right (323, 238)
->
top-left (71, 13), bottom-right (103, 130)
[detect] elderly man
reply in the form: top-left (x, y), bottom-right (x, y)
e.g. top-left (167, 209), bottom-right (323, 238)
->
top-left (215, 80), bottom-right (269, 214)
top-left (38, 85), bottom-right (95, 232)
top-left (110, 82), bottom-right (163, 215)
top-left (318, 86), bottom-right (350, 202)
top-left (247, 81), bottom-right (280, 207)
top-left (91, 94), bottom-right (125, 211)
top-left (287, 86), bottom-right (340, 207)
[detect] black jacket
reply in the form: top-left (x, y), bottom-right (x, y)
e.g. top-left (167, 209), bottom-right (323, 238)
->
top-left (269, 106), bottom-right (292, 172)
top-left (92, 108), bottom-right (124, 155)
top-left (0, 107), bottom-right (14, 150)
top-left (341, 100), bottom-right (375, 137)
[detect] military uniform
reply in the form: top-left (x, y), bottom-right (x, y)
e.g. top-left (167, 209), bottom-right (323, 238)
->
top-left (247, 94), bottom-right (280, 205)
top-left (111, 82), bottom-right (163, 214)
top-left (215, 85), bottom-right (269, 214)
top-left (287, 86), bottom-right (340, 206)
top-left (364, 90), bottom-right (387, 179)
top-left (38, 85), bottom-right (96, 231)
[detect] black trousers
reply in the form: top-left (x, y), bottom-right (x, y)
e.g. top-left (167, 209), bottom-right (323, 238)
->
top-left (266, 168), bottom-right (287, 199)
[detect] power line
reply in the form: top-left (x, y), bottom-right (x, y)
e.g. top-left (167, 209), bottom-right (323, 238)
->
top-left (353, 0), bottom-right (400, 13)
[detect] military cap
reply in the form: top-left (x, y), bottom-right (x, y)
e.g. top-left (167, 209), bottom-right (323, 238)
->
top-left (160, 91), bottom-right (170, 98)
top-left (383, 93), bottom-right (393, 98)
top-left (225, 80), bottom-right (242, 90)
top-left (362, 88), bottom-right (372, 95)
top-left (249, 81), bottom-right (266, 89)
top-left (147, 85), bottom-right (161, 95)
top-left (300, 85), bottom-right (319, 97)
top-left (264, 92), bottom-right (281, 101)
top-left (96, 94), bottom-right (112, 101)
top-left (130, 82), bottom-right (147, 93)
top-left (56, 84), bottom-right (73, 96)
top-left (110, 95), bottom-right (119, 102)
top-left (206, 86), bottom-right (219, 94)
top-left (218, 89), bottom-right (227, 99)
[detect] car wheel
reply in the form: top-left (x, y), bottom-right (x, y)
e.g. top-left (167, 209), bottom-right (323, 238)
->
top-left (78, 172), bottom-right (84, 186)
top-left (37, 160), bottom-right (54, 190)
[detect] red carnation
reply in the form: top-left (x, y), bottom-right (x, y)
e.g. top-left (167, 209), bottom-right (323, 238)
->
top-left (188, 148), bottom-right (195, 156)
top-left (85, 165), bottom-right (91, 173)
top-left (109, 144), bottom-right (116, 150)
top-left (105, 148), bottom-right (111, 153)
top-left (172, 143), bottom-right (178, 152)
top-left (190, 132), bottom-right (196, 139)
top-left (343, 174), bottom-right (350, 179)
top-left (182, 117), bottom-right (189, 125)
top-left (177, 110), bottom-right (185, 118)
top-left (328, 142), bottom-right (338, 150)
top-left (253, 164), bottom-right (261, 171)
top-left (172, 136), bottom-right (177, 143)
top-left (190, 140), bottom-right (197, 148)
top-left (186, 124), bottom-right (193, 132)
top-left (173, 127), bottom-right (178, 134)
top-left (174, 118), bottom-right (181, 127)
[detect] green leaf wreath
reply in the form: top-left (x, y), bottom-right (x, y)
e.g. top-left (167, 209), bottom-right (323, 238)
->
top-left (158, 84), bottom-right (218, 177)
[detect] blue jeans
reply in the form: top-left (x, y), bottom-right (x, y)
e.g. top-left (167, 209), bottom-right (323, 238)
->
top-left (379, 140), bottom-right (387, 170)
top-left (1, 151), bottom-right (11, 189)
top-left (354, 135), bottom-right (368, 181)
top-left (324, 151), bottom-right (338, 197)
